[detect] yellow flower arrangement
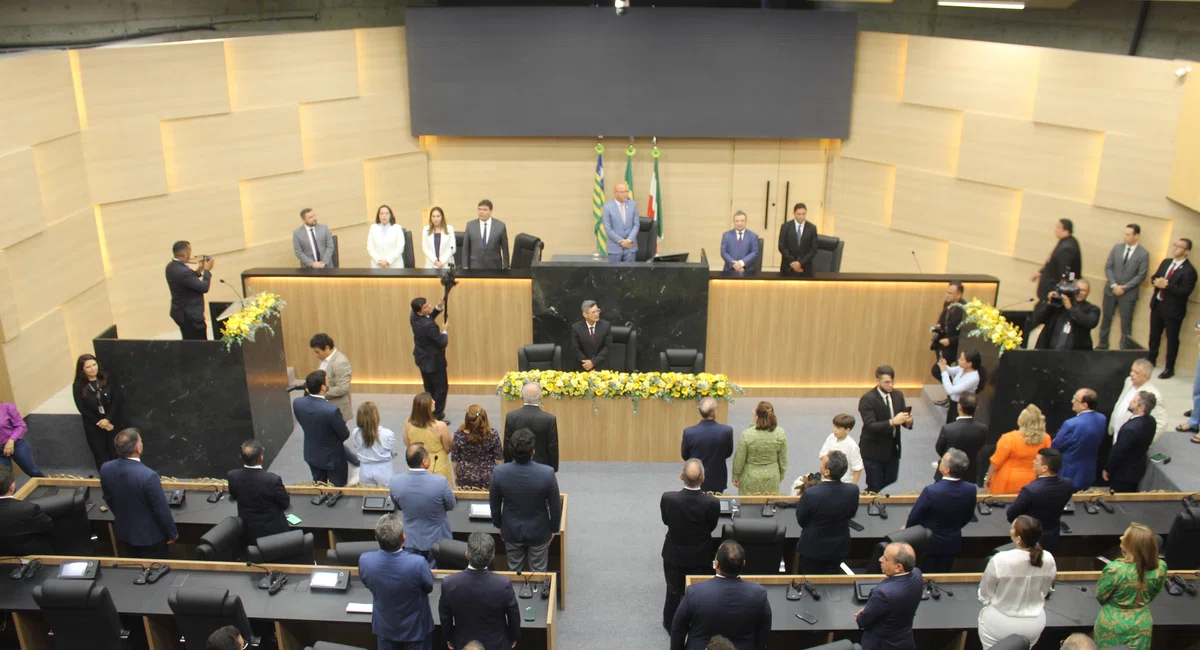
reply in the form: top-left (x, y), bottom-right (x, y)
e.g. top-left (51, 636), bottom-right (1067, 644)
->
top-left (497, 370), bottom-right (743, 413)
top-left (220, 292), bottom-right (286, 351)
top-left (954, 298), bottom-right (1023, 354)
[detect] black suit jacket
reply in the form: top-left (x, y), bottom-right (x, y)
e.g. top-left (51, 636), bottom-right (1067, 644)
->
top-left (226, 467), bottom-right (291, 545)
top-left (489, 459), bottom-right (562, 546)
top-left (1030, 299), bottom-right (1100, 350)
top-left (438, 568), bottom-right (521, 650)
top-left (1149, 258), bottom-right (1198, 321)
top-left (0, 497), bottom-right (54, 556)
top-left (410, 307), bottom-right (448, 373)
top-left (1006, 474), bottom-right (1076, 553)
top-left (503, 405), bottom-right (559, 471)
top-left (99, 457), bottom-right (178, 547)
top-left (796, 480), bottom-right (860, 562)
top-left (670, 576), bottom-right (771, 650)
top-left (934, 417), bottom-right (988, 483)
top-left (1037, 236), bottom-right (1082, 300)
top-left (293, 395), bottom-right (350, 471)
top-left (569, 319), bottom-right (612, 370)
top-left (681, 420), bottom-right (735, 493)
top-left (661, 489), bottom-right (720, 568)
top-left (164, 260), bottom-right (211, 327)
top-left (1106, 415), bottom-right (1156, 488)
top-left (858, 388), bottom-right (907, 464)
top-left (933, 299), bottom-right (966, 360)
top-left (778, 219), bottom-right (818, 276)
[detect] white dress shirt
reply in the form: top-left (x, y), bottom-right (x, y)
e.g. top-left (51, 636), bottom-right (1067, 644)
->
top-left (319, 348), bottom-right (338, 373)
top-left (1110, 377), bottom-right (1167, 440)
top-left (1158, 259), bottom-right (1184, 300)
top-left (978, 548), bottom-right (1056, 617)
top-left (307, 226), bottom-right (321, 261)
top-left (421, 225), bottom-right (457, 268)
top-left (1112, 244), bottom-right (1139, 289)
top-left (940, 367), bottom-right (980, 403)
top-left (367, 223), bottom-right (406, 268)
top-left (817, 433), bottom-right (864, 483)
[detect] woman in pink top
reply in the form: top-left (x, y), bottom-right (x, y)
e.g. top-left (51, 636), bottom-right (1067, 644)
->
top-left (0, 402), bottom-right (45, 478)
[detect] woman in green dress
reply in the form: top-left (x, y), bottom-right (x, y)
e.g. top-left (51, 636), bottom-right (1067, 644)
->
top-left (1093, 522), bottom-right (1169, 650)
top-left (732, 401), bottom-right (788, 495)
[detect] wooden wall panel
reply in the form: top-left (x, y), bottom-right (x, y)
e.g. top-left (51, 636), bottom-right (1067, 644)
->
top-left (852, 32), bottom-right (907, 99)
top-left (356, 27), bottom-right (407, 97)
top-left (778, 141), bottom-right (829, 228)
top-left (1169, 74), bottom-right (1200, 213)
top-left (104, 265), bottom-right (176, 340)
top-left (831, 215), bottom-right (947, 275)
top-left (32, 133), bottom-right (91, 224)
top-left (945, 243), bottom-right (1042, 308)
top-left (328, 224), bottom-right (373, 269)
top-left (240, 163), bottom-right (369, 248)
top-left (99, 184), bottom-right (245, 274)
top-left (82, 122), bottom-right (168, 205)
top-left (729, 140), bottom-right (781, 235)
top-left (162, 106), bottom-right (305, 191)
top-left (0, 51), bottom-right (79, 151)
top-left (1013, 192), bottom-right (1174, 270)
top-left (956, 113), bottom-right (1104, 203)
top-left (234, 106), bottom-right (306, 180)
top-left (891, 167), bottom-right (1022, 254)
top-left (0, 254), bottom-right (20, 343)
top-left (838, 96), bottom-right (963, 175)
top-left (299, 95), bottom-right (418, 168)
top-left (225, 31), bottom-right (359, 111)
top-left (1097, 134), bottom-right (1199, 222)
top-left (903, 36), bottom-right (1040, 120)
top-left (61, 281), bottom-right (113, 360)
top-left (0, 147), bottom-right (48, 250)
top-left (0, 310), bottom-right (73, 415)
top-left (829, 157), bottom-right (895, 226)
top-left (366, 152), bottom-right (431, 235)
top-left (4, 209), bottom-right (104, 329)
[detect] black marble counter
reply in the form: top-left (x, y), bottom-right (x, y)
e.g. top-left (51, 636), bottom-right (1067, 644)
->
top-left (241, 267), bottom-right (530, 284)
top-left (711, 270), bottom-right (1000, 282)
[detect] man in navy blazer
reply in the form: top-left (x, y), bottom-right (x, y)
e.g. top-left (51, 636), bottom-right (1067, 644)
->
top-left (226, 439), bottom-right (290, 546)
top-left (389, 444), bottom-right (455, 568)
top-left (796, 451), bottom-right (860, 575)
top-left (1106, 390), bottom-right (1158, 493)
top-left (489, 429), bottom-right (561, 572)
top-left (905, 449), bottom-right (977, 573)
top-left (439, 532), bottom-right (521, 650)
top-left (99, 429), bottom-right (177, 559)
top-left (293, 370), bottom-right (350, 487)
top-left (601, 182), bottom-right (639, 263)
top-left (1007, 448), bottom-right (1076, 553)
top-left (681, 398), bottom-right (734, 493)
top-left (358, 512), bottom-right (435, 650)
top-left (1052, 388), bottom-right (1107, 490)
top-left (670, 540), bottom-right (770, 650)
top-left (856, 542), bottom-right (924, 650)
top-left (719, 212), bottom-right (759, 273)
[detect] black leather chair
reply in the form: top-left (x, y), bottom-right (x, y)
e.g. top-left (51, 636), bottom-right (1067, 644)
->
top-left (659, 349), bottom-right (704, 373)
top-left (511, 233), bottom-right (544, 269)
top-left (330, 235), bottom-right (340, 268)
top-left (804, 641), bottom-right (862, 650)
top-left (401, 228), bottom-right (416, 269)
top-left (432, 539), bottom-right (471, 570)
top-left (518, 343), bottom-right (563, 371)
top-left (168, 587), bottom-right (259, 650)
top-left (609, 326), bottom-right (637, 372)
top-left (811, 235), bottom-right (844, 273)
top-left (304, 643), bottom-right (369, 650)
top-left (32, 487), bottom-right (93, 556)
top-left (721, 520), bottom-right (785, 575)
top-left (635, 217), bottom-right (656, 262)
top-left (247, 530), bottom-right (315, 565)
top-left (325, 541), bottom-right (380, 567)
top-left (863, 526), bottom-right (932, 574)
top-left (1163, 504), bottom-right (1200, 570)
top-left (195, 516), bottom-right (244, 562)
top-left (454, 231), bottom-right (466, 268)
top-left (33, 580), bottom-right (129, 650)
top-left (988, 635), bottom-right (1030, 650)
top-left (750, 236), bottom-right (764, 273)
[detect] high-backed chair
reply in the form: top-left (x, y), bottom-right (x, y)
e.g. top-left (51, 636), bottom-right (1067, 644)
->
top-left (863, 526), bottom-right (932, 574)
top-left (247, 530), bottom-right (315, 565)
top-left (721, 520), bottom-right (785, 575)
top-left (168, 588), bottom-right (259, 650)
top-left (511, 234), bottom-right (544, 269)
top-left (330, 235), bottom-right (340, 269)
top-left (659, 349), bottom-right (704, 373)
top-left (811, 235), bottom-right (844, 273)
top-left (401, 229), bottom-right (416, 269)
top-left (325, 541), bottom-right (380, 567)
top-left (609, 326), bottom-right (638, 372)
top-left (750, 237), bottom-right (764, 273)
top-left (988, 635), bottom-right (1030, 650)
top-left (804, 641), bottom-right (862, 650)
top-left (454, 231), bottom-right (466, 268)
top-left (518, 344), bottom-right (563, 371)
top-left (305, 643), bottom-right (369, 650)
top-left (33, 580), bottom-right (129, 650)
top-left (635, 217), bottom-right (656, 262)
top-left (195, 516), bottom-right (245, 562)
top-left (32, 487), bottom-right (93, 556)
top-left (1163, 504), bottom-right (1200, 570)
top-left (432, 539), bottom-right (471, 570)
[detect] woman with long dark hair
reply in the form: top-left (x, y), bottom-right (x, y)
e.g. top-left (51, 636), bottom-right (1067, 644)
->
top-left (421, 206), bottom-right (456, 269)
top-left (72, 354), bottom-right (120, 472)
top-left (451, 405), bottom-right (503, 490)
top-left (938, 349), bottom-right (986, 424)
top-left (1093, 523), bottom-right (1168, 649)
top-left (977, 515), bottom-right (1057, 648)
top-left (403, 392), bottom-right (454, 486)
top-left (367, 204), bottom-right (406, 268)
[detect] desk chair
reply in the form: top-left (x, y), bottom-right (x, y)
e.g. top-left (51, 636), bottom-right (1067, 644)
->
top-left (811, 235), bottom-right (844, 273)
top-left (325, 541), bottom-right (380, 567)
top-left (1163, 505), bottom-right (1200, 570)
top-left (989, 635), bottom-right (1030, 650)
top-left (722, 520), bottom-right (785, 574)
top-left (33, 580), bottom-right (129, 650)
top-left (305, 643), bottom-right (369, 650)
top-left (805, 641), bottom-right (861, 650)
top-left (433, 539), bottom-right (471, 570)
top-left (863, 526), bottom-right (931, 574)
top-left (195, 516), bottom-right (245, 562)
top-left (518, 343), bottom-right (563, 371)
top-left (168, 587), bottom-right (260, 650)
top-left (401, 228), bottom-right (416, 269)
top-left (330, 235), bottom-right (340, 269)
top-left (659, 349), bottom-right (704, 373)
top-left (32, 487), bottom-right (93, 556)
top-left (635, 217), bottom-right (657, 262)
top-left (610, 326), bottom-right (638, 372)
top-left (454, 231), bottom-right (465, 268)
top-left (247, 530), bottom-right (315, 565)
top-left (511, 234), bottom-right (545, 269)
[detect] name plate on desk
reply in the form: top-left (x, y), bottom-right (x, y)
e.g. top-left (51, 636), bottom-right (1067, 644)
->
top-left (469, 503), bottom-right (492, 519)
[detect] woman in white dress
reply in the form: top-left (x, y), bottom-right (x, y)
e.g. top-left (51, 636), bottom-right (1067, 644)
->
top-left (367, 204), bottom-right (405, 268)
top-left (351, 402), bottom-right (396, 487)
top-left (421, 206), bottom-right (456, 269)
top-left (938, 349), bottom-right (984, 424)
top-left (977, 514), bottom-right (1057, 649)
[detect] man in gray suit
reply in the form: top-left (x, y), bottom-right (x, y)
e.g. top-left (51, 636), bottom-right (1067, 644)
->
top-left (1098, 223), bottom-right (1150, 350)
top-left (292, 208), bottom-right (336, 269)
top-left (462, 199), bottom-right (509, 269)
top-left (601, 182), bottom-right (639, 263)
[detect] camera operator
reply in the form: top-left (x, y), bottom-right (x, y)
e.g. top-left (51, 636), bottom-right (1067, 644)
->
top-left (1029, 278), bottom-right (1100, 350)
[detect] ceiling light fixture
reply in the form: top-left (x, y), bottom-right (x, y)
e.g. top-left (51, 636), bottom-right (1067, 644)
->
top-left (938, 1), bottom-right (1025, 8)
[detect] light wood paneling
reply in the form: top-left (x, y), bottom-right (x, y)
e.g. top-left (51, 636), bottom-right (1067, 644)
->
top-left (234, 106), bottom-right (306, 180)
top-left (852, 32), bottom-right (908, 99)
top-left (903, 36), bottom-right (1040, 119)
top-left (62, 281), bottom-right (113, 359)
top-left (829, 157), bottom-right (895, 226)
top-left (705, 280), bottom-right (997, 388)
top-left (32, 133), bottom-right (91, 225)
top-left (956, 113), bottom-right (1105, 203)
top-left (82, 122), bottom-right (169, 205)
top-left (225, 30), bottom-right (359, 111)
top-left (99, 184), bottom-right (245, 274)
top-left (0, 309), bottom-right (73, 415)
top-left (3, 209), bottom-right (104, 329)
top-left (240, 162), bottom-right (368, 247)
top-left (356, 27), bottom-right (408, 97)
top-left (104, 264), bottom-right (176, 340)
top-left (648, 139), bottom-right (738, 261)
top-left (246, 275), bottom-right (532, 385)
top-left (366, 152), bottom-right (431, 234)
top-left (1013, 192), bottom-right (1173, 270)
top-left (163, 106), bottom-right (305, 190)
top-left (891, 167), bottom-right (1022, 254)
top-left (1169, 73), bottom-right (1200, 213)
top-left (0, 51), bottom-right (80, 151)
top-left (299, 95), bottom-right (418, 167)
top-left (0, 147), bottom-right (48, 250)
top-left (945, 243), bottom-right (1042, 308)
top-left (838, 95), bottom-right (963, 175)
top-left (0, 253), bottom-right (20, 343)
top-left (778, 140), bottom-right (829, 230)
top-left (831, 215), bottom-right (947, 275)
top-left (328, 223), bottom-right (372, 269)
top-left (1098, 133), bottom-right (1199, 222)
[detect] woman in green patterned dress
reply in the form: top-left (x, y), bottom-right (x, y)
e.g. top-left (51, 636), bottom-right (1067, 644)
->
top-left (732, 401), bottom-right (788, 495)
top-left (1093, 522), bottom-right (1168, 650)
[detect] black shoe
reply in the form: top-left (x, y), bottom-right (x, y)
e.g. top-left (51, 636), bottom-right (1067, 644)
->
top-left (1159, 369), bottom-right (1175, 379)
top-left (933, 398), bottom-right (950, 407)
top-left (1185, 410), bottom-right (1192, 418)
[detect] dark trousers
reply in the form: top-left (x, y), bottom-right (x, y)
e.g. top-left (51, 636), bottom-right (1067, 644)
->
top-left (1147, 306), bottom-right (1182, 371)
top-left (178, 320), bottom-right (207, 341)
top-left (122, 541), bottom-right (169, 559)
top-left (1099, 291), bottom-right (1138, 349)
top-left (799, 557), bottom-right (843, 576)
top-left (663, 560), bottom-right (711, 629)
top-left (863, 458), bottom-right (899, 494)
top-left (421, 366), bottom-right (449, 418)
top-left (84, 426), bottom-right (117, 474)
top-left (309, 464), bottom-right (347, 487)
top-left (920, 553), bottom-right (954, 574)
top-left (1111, 478), bottom-right (1141, 493)
top-left (0, 439), bottom-right (46, 477)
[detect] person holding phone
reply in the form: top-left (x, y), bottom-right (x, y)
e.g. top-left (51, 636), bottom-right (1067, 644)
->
top-left (857, 365), bottom-right (912, 494)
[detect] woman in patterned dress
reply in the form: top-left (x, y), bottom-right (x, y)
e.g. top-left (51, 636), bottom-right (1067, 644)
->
top-left (732, 401), bottom-right (788, 495)
top-left (451, 405), bottom-right (503, 490)
top-left (1093, 522), bottom-right (1169, 650)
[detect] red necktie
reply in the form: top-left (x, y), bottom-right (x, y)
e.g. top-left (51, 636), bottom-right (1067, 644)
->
top-left (589, 326), bottom-right (595, 341)
top-left (1159, 263), bottom-right (1177, 300)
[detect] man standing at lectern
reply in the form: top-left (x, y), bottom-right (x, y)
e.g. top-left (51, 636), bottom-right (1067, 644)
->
top-left (570, 300), bottom-right (612, 371)
top-left (779, 202), bottom-right (818, 277)
top-left (166, 240), bottom-right (213, 340)
top-left (602, 182), bottom-right (640, 263)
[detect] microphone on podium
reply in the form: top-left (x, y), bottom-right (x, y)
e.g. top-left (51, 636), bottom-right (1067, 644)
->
top-left (911, 251), bottom-right (923, 274)
top-left (219, 278), bottom-right (245, 305)
top-left (995, 297), bottom-right (1036, 311)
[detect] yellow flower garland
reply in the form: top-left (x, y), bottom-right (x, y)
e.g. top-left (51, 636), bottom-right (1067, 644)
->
top-left (220, 292), bottom-right (286, 350)
top-left (497, 370), bottom-right (743, 412)
top-left (956, 298), bottom-right (1024, 353)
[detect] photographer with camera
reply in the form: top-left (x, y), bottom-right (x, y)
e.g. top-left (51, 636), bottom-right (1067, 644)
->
top-left (1028, 277), bottom-right (1100, 350)
top-left (165, 240), bottom-right (213, 340)
top-left (410, 295), bottom-right (450, 422)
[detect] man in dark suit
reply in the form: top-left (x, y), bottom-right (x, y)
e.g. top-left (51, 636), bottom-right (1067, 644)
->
top-left (1147, 238), bottom-right (1198, 379)
top-left (0, 467), bottom-right (53, 556)
top-left (905, 449), bottom-right (976, 573)
top-left (489, 429), bottom-right (561, 573)
top-left (856, 542), bottom-right (924, 650)
top-left (670, 540), bottom-right (771, 650)
top-left (1007, 448), bottom-right (1076, 554)
top-left (857, 365), bottom-right (912, 494)
top-left (930, 281), bottom-right (967, 385)
top-left (461, 199), bottom-right (509, 269)
top-left (1104, 391), bottom-right (1158, 492)
top-left (1031, 218), bottom-right (1082, 307)
top-left (226, 439), bottom-right (290, 546)
top-left (503, 381), bottom-right (559, 471)
top-left (439, 532), bottom-right (521, 650)
top-left (934, 393), bottom-right (987, 485)
top-left (293, 370), bottom-right (350, 487)
top-left (1030, 278), bottom-right (1101, 350)
top-left (99, 429), bottom-right (177, 559)
top-left (389, 444), bottom-right (455, 569)
top-left (410, 297), bottom-right (449, 421)
top-left (358, 512), bottom-right (435, 650)
top-left (681, 397), bottom-right (734, 493)
top-left (719, 211), bottom-right (759, 273)
top-left (164, 240), bottom-right (212, 340)
top-left (569, 300), bottom-right (612, 371)
top-left (778, 202), bottom-right (818, 277)
top-left (661, 459), bottom-right (721, 631)
top-left (795, 451), bottom-right (860, 575)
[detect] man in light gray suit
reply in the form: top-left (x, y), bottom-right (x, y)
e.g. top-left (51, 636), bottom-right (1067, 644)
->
top-left (462, 199), bottom-right (509, 269)
top-left (1098, 223), bottom-right (1150, 350)
top-left (389, 443), bottom-right (456, 569)
top-left (601, 182), bottom-right (639, 263)
top-left (292, 208), bottom-right (336, 269)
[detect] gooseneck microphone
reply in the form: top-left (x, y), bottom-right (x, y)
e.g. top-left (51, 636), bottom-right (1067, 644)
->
top-left (996, 298), bottom-right (1036, 311)
top-left (219, 278), bottom-right (245, 304)
top-left (911, 251), bottom-right (923, 274)
top-left (1052, 580), bottom-right (1089, 593)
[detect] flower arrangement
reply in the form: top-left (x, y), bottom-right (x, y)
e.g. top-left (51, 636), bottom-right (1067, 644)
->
top-left (220, 292), bottom-right (286, 351)
top-left (954, 298), bottom-right (1023, 353)
top-left (497, 370), bottom-right (743, 412)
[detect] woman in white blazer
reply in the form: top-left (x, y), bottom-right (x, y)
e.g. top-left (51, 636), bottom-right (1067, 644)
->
top-left (367, 204), bottom-right (405, 268)
top-left (422, 206), bottom-right (456, 269)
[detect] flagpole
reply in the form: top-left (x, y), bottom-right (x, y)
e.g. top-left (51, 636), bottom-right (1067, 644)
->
top-left (591, 136), bottom-right (606, 259)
